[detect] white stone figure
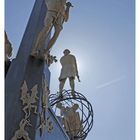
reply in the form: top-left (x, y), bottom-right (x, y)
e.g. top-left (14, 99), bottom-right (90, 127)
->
top-left (31, 0), bottom-right (73, 58)
top-left (11, 119), bottom-right (32, 140)
top-left (20, 81), bottom-right (39, 118)
top-left (5, 31), bottom-right (12, 62)
top-left (56, 102), bottom-right (66, 116)
top-left (59, 49), bottom-right (80, 97)
top-left (56, 103), bottom-right (82, 138)
top-left (65, 104), bottom-right (82, 137)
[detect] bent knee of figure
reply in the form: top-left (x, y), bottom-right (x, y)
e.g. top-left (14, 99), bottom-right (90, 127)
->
top-left (54, 24), bottom-right (63, 33)
top-left (59, 78), bottom-right (66, 82)
top-left (44, 15), bottom-right (53, 28)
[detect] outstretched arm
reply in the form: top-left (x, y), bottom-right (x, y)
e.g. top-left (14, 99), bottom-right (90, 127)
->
top-left (64, 2), bottom-right (73, 22)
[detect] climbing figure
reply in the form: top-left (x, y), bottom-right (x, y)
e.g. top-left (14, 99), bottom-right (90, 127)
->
top-left (56, 103), bottom-right (82, 139)
top-left (11, 118), bottom-right (32, 140)
top-left (59, 49), bottom-right (80, 98)
top-left (20, 81), bottom-right (39, 118)
top-left (31, 0), bottom-right (73, 59)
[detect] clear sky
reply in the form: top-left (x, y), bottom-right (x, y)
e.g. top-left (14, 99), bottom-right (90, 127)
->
top-left (5, 0), bottom-right (135, 140)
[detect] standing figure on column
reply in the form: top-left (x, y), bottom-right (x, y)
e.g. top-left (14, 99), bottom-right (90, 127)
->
top-left (59, 49), bottom-right (80, 98)
top-left (31, 0), bottom-right (73, 58)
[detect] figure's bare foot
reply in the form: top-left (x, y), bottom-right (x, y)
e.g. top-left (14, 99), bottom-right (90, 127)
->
top-left (30, 50), bottom-right (45, 61)
top-left (36, 49), bottom-right (50, 64)
top-left (44, 48), bottom-right (50, 54)
top-left (30, 51), bottom-right (38, 57)
top-left (43, 49), bottom-right (50, 60)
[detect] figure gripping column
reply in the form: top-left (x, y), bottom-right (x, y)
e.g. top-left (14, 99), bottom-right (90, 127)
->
top-left (31, 0), bottom-right (73, 58)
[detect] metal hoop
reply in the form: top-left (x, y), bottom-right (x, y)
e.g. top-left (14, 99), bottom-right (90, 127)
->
top-left (49, 90), bottom-right (94, 140)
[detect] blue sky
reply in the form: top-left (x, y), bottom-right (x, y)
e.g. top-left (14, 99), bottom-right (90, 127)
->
top-left (5, 0), bottom-right (135, 140)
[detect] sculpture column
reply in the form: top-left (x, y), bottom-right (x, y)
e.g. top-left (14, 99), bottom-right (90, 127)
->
top-left (5, 0), bottom-right (69, 140)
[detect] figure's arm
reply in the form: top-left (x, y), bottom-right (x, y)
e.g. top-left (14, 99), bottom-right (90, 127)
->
top-left (64, 2), bottom-right (73, 22)
top-left (73, 56), bottom-right (80, 82)
top-left (59, 58), bottom-right (63, 81)
top-left (5, 31), bottom-right (13, 60)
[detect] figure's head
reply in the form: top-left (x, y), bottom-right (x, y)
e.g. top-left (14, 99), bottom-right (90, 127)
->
top-left (72, 104), bottom-right (79, 111)
top-left (63, 49), bottom-right (70, 56)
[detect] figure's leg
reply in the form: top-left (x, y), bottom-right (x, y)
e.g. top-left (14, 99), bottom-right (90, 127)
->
top-left (59, 78), bottom-right (67, 95)
top-left (69, 77), bottom-right (76, 98)
top-left (31, 26), bottom-right (52, 56)
top-left (23, 107), bottom-right (29, 118)
top-left (33, 106), bottom-right (38, 114)
top-left (31, 14), bottom-right (54, 56)
top-left (44, 24), bottom-right (62, 53)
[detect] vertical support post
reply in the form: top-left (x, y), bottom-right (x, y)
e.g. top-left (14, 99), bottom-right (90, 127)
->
top-left (5, 0), bottom-right (69, 140)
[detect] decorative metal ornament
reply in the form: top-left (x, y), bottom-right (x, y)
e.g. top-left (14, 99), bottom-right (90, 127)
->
top-left (49, 90), bottom-right (94, 140)
top-left (11, 119), bottom-right (32, 140)
top-left (37, 111), bottom-right (47, 136)
top-left (46, 117), bottom-right (54, 133)
top-left (20, 81), bottom-right (39, 118)
top-left (37, 112), bottom-right (54, 135)
top-left (42, 79), bottom-right (50, 109)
